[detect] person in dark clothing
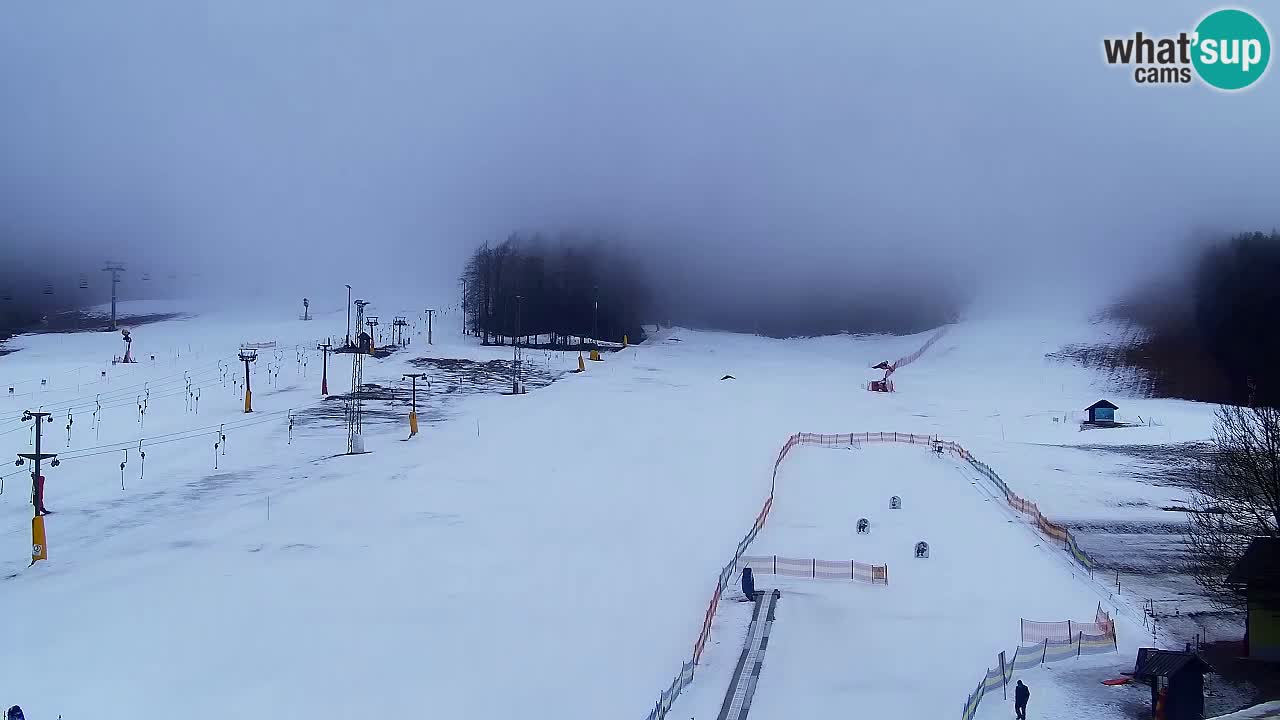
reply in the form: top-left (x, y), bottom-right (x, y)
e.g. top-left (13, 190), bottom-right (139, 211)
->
top-left (740, 566), bottom-right (755, 600)
top-left (1014, 680), bottom-right (1030, 719)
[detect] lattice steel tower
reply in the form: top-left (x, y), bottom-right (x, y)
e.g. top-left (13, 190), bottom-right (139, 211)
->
top-left (348, 300), bottom-right (370, 454)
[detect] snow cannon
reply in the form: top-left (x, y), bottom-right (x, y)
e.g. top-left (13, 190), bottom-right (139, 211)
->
top-left (868, 361), bottom-right (896, 392)
top-left (113, 329), bottom-right (137, 364)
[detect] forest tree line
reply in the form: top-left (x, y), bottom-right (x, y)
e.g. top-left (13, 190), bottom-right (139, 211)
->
top-left (1193, 231), bottom-right (1280, 406)
top-left (1110, 230), bottom-right (1280, 406)
top-left (459, 234), bottom-right (649, 348)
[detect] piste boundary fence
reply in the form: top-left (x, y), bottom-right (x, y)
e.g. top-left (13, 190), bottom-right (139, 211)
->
top-left (1021, 608), bottom-right (1115, 645)
top-left (776, 432), bottom-right (1100, 571)
top-left (740, 555), bottom-right (889, 584)
top-left (891, 326), bottom-right (948, 371)
top-left (640, 429), bottom-right (1108, 720)
top-left (961, 604), bottom-right (1118, 720)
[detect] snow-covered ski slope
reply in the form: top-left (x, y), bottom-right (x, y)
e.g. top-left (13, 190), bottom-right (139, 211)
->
top-left (0, 298), bottom-right (1210, 718)
top-left (676, 440), bottom-right (1141, 720)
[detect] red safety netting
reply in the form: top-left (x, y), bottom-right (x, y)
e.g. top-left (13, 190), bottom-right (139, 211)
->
top-left (1021, 604), bottom-right (1117, 644)
top-left (740, 555), bottom-right (889, 585)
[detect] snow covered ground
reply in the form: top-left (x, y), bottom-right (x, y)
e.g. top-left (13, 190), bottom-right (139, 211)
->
top-left (1212, 700), bottom-right (1280, 719)
top-left (0, 296), bottom-right (1228, 718)
top-left (676, 442), bottom-right (1150, 720)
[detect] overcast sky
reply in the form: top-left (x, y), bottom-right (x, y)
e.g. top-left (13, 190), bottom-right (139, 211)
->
top-left (2, 0), bottom-right (1277, 312)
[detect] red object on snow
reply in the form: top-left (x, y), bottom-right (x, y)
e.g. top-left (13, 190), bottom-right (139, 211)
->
top-left (35, 474), bottom-right (46, 514)
top-left (1101, 677), bottom-right (1131, 686)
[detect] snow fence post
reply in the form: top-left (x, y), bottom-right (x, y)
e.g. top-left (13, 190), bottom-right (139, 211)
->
top-left (1077, 631), bottom-right (1083, 658)
top-left (1041, 638), bottom-right (1048, 664)
top-left (999, 651), bottom-right (1008, 699)
top-left (773, 555), bottom-right (777, 575)
top-left (851, 559), bottom-right (855, 580)
top-left (1068, 620), bottom-right (1072, 640)
top-left (811, 557), bottom-right (816, 578)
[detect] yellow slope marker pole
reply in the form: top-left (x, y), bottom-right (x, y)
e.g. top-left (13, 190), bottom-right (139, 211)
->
top-left (31, 515), bottom-right (47, 565)
top-left (403, 373), bottom-right (426, 438)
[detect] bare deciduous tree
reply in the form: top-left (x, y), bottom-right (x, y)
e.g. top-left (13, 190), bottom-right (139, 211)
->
top-left (1187, 402), bottom-right (1280, 604)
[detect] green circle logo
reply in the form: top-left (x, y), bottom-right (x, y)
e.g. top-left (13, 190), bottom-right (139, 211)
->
top-left (1193, 9), bottom-right (1270, 90)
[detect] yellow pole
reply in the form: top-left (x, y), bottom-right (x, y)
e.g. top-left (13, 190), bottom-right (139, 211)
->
top-left (578, 354), bottom-right (586, 372)
top-left (623, 335), bottom-right (628, 348)
top-left (31, 515), bottom-right (47, 564)
top-left (244, 388), bottom-right (252, 413)
top-left (409, 411), bottom-right (419, 437)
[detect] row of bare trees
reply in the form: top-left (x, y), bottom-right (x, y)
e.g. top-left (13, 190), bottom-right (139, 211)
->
top-left (1189, 402), bottom-right (1280, 604)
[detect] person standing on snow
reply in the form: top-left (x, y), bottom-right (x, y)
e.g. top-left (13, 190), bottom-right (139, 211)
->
top-left (740, 566), bottom-right (755, 600)
top-left (1014, 680), bottom-right (1030, 719)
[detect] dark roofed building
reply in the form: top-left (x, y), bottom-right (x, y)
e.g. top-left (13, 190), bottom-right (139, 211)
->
top-left (1134, 648), bottom-right (1214, 720)
top-left (1086, 399), bottom-right (1119, 424)
top-left (1228, 537), bottom-right (1280, 662)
